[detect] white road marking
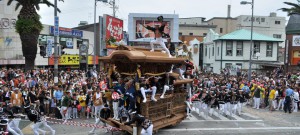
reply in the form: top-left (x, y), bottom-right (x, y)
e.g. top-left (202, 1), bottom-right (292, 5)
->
top-left (242, 113), bottom-right (260, 119)
top-left (212, 110), bottom-right (228, 120)
top-left (231, 113), bottom-right (245, 120)
top-left (182, 120), bottom-right (263, 122)
top-left (160, 127), bottom-right (300, 131)
top-left (198, 111), bottom-right (214, 120)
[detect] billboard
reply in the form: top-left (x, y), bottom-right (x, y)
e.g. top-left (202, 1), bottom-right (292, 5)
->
top-left (128, 13), bottom-right (180, 43)
top-left (48, 55), bottom-right (98, 65)
top-left (49, 26), bottom-right (83, 38)
top-left (135, 20), bottom-right (170, 41)
top-left (104, 15), bottom-right (123, 49)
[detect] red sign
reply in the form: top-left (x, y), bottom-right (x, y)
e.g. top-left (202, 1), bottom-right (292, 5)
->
top-left (105, 15), bottom-right (123, 49)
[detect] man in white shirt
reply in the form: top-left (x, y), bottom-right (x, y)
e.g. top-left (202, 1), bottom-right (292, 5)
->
top-left (293, 89), bottom-right (299, 112)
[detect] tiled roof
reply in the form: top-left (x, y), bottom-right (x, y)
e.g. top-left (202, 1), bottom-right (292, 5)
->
top-left (286, 14), bottom-right (300, 34)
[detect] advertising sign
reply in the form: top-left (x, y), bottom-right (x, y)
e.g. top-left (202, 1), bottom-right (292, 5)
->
top-left (293, 35), bottom-right (300, 46)
top-left (104, 15), bottom-right (123, 49)
top-left (135, 20), bottom-right (171, 42)
top-left (48, 55), bottom-right (98, 65)
top-left (46, 39), bottom-right (54, 57)
top-left (54, 16), bottom-right (59, 36)
top-left (50, 26), bottom-right (83, 38)
top-left (66, 39), bottom-right (73, 48)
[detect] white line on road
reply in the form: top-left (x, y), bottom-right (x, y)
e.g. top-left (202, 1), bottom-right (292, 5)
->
top-left (182, 120), bottom-right (263, 122)
top-left (212, 110), bottom-right (228, 120)
top-left (160, 127), bottom-right (300, 132)
top-left (242, 112), bottom-right (260, 119)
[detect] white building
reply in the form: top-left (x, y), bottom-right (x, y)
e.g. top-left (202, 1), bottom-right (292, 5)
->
top-left (0, 1), bottom-right (95, 68)
top-left (236, 13), bottom-right (286, 47)
top-left (203, 29), bottom-right (283, 74)
top-left (0, 0), bottom-right (23, 66)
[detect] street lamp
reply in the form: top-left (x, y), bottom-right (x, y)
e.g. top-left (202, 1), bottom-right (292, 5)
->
top-left (93, 0), bottom-right (108, 70)
top-left (241, 0), bottom-right (254, 81)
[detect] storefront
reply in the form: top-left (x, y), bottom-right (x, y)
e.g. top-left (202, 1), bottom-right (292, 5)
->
top-left (35, 25), bottom-right (95, 67)
top-left (48, 55), bottom-right (98, 70)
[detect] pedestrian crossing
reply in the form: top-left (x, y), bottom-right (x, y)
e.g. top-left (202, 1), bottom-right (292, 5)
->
top-left (183, 107), bottom-right (262, 122)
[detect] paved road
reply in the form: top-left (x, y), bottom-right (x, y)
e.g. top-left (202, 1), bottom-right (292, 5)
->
top-left (158, 106), bottom-right (300, 135)
top-left (18, 106), bottom-right (300, 135)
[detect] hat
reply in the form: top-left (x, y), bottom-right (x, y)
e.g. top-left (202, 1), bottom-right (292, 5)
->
top-left (157, 16), bottom-right (164, 22)
top-left (104, 104), bottom-right (109, 108)
top-left (13, 88), bottom-right (19, 91)
top-left (112, 81), bottom-right (118, 84)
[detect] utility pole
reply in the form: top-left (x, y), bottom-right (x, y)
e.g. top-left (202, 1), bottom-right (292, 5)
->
top-left (54, 0), bottom-right (59, 85)
top-left (110, 0), bottom-right (118, 17)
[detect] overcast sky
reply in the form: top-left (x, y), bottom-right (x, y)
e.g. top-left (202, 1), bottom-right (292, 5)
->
top-left (38, 0), bottom-right (296, 31)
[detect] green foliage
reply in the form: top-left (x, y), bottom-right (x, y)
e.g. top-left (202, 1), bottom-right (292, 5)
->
top-left (106, 36), bottom-right (117, 45)
top-left (279, 1), bottom-right (300, 16)
top-left (15, 15), bottom-right (43, 34)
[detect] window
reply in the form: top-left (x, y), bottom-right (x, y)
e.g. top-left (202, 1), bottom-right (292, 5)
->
top-left (218, 47), bottom-right (220, 56)
top-left (273, 34), bottom-right (282, 39)
top-left (189, 33), bottom-right (193, 36)
top-left (266, 42), bottom-right (273, 57)
top-left (60, 37), bottom-right (73, 49)
top-left (261, 18), bottom-right (265, 22)
top-left (77, 39), bottom-right (83, 48)
top-left (179, 32), bottom-right (182, 36)
top-left (236, 41), bottom-right (243, 56)
top-left (209, 48), bottom-right (210, 59)
top-left (275, 21), bottom-right (280, 24)
top-left (236, 63), bottom-right (242, 72)
top-left (220, 28), bottom-right (223, 33)
top-left (203, 33), bottom-right (207, 36)
top-left (205, 47), bottom-right (207, 56)
top-left (225, 63), bottom-right (232, 69)
top-left (226, 41), bottom-right (233, 56)
top-left (253, 41), bottom-right (260, 55)
top-left (256, 17), bottom-right (260, 22)
top-left (212, 46), bottom-right (214, 56)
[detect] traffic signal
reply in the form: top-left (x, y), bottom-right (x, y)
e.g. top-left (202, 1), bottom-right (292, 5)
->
top-left (39, 45), bottom-right (46, 57)
top-left (58, 45), bottom-right (65, 56)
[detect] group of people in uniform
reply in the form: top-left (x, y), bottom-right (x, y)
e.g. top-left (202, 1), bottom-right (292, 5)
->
top-left (0, 102), bottom-right (55, 135)
top-left (190, 82), bottom-right (248, 117)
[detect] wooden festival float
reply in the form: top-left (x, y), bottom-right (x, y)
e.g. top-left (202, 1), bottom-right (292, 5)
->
top-left (99, 45), bottom-right (193, 134)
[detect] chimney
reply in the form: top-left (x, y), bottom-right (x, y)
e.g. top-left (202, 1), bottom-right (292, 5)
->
top-left (227, 5), bottom-right (231, 18)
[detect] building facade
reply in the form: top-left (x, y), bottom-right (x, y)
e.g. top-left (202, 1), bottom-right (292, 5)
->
top-left (203, 29), bottom-right (282, 74)
top-left (207, 17), bottom-right (237, 36)
top-left (0, 1), bottom-right (96, 68)
top-left (236, 13), bottom-right (286, 47)
top-left (179, 17), bottom-right (216, 37)
top-left (0, 0), bottom-right (23, 66)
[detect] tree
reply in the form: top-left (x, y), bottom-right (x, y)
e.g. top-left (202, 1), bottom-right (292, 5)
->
top-left (279, 0), bottom-right (300, 16)
top-left (7, 0), bottom-right (63, 71)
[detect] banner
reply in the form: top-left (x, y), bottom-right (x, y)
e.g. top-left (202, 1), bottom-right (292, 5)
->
top-left (104, 15), bottom-right (123, 49)
top-left (48, 55), bottom-right (98, 65)
top-left (49, 26), bottom-right (83, 38)
top-left (135, 20), bottom-right (170, 42)
top-left (293, 36), bottom-right (300, 46)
